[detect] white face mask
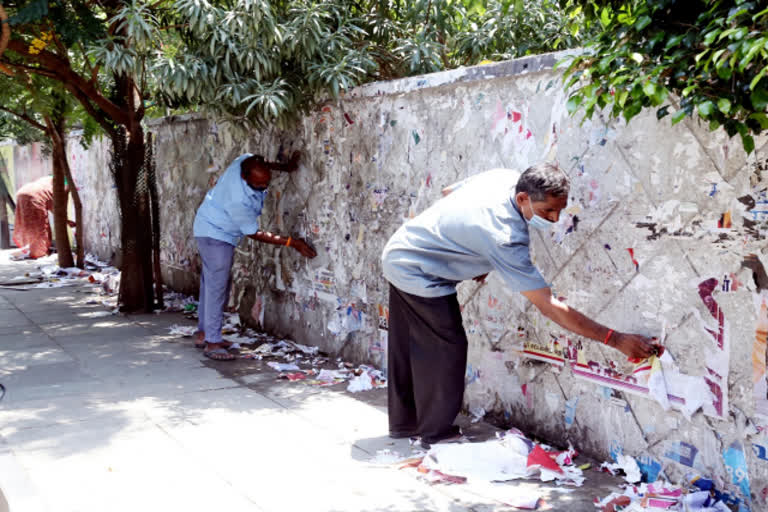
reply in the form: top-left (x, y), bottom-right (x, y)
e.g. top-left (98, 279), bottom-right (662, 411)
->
top-left (524, 201), bottom-right (555, 231)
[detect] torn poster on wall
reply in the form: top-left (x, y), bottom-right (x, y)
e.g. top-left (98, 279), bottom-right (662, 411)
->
top-left (753, 291), bottom-right (768, 420)
top-left (520, 279), bottom-right (729, 419)
top-left (311, 269), bottom-right (338, 303)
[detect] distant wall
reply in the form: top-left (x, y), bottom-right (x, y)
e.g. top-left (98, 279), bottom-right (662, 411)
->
top-left (64, 53), bottom-right (768, 505)
top-left (11, 142), bottom-right (51, 190)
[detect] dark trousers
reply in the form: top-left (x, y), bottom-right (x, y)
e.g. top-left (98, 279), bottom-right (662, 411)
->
top-left (387, 284), bottom-right (468, 444)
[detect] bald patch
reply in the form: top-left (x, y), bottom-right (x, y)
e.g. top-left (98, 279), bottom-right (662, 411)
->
top-left (247, 167), bottom-right (271, 182)
top-left (241, 155), bottom-right (267, 173)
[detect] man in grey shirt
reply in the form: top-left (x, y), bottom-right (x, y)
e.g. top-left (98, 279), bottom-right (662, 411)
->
top-left (381, 163), bottom-right (656, 446)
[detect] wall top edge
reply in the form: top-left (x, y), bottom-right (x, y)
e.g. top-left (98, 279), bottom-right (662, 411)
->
top-left (115, 49), bottom-right (580, 131)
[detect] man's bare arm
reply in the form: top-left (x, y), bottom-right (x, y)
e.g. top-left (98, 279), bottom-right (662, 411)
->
top-left (248, 231), bottom-right (317, 258)
top-left (521, 287), bottom-right (655, 359)
top-left (267, 151), bottom-right (301, 173)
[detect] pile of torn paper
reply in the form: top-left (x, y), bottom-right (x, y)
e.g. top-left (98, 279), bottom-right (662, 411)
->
top-left (595, 478), bottom-right (737, 512)
top-left (408, 428), bottom-right (585, 487)
top-left (167, 319), bottom-right (388, 392)
top-left (256, 342), bottom-right (386, 392)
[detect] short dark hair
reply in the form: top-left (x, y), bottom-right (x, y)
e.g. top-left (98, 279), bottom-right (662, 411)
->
top-left (515, 162), bottom-right (570, 201)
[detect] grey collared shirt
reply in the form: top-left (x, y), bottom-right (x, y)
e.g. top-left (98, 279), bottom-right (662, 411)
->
top-left (381, 168), bottom-right (549, 298)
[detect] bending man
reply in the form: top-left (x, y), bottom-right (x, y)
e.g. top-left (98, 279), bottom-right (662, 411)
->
top-left (381, 164), bottom-right (656, 447)
top-left (13, 175), bottom-right (74, 259)
top-left (193, 152), bottom-right (317, 361)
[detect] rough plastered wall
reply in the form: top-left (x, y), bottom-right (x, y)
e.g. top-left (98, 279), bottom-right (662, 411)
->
top-left (65, 133), bottom-right (119, 262)
top-left (11, 142), bottom-right (52, 190)
top-left (71, 53), bottom-right (768, 505)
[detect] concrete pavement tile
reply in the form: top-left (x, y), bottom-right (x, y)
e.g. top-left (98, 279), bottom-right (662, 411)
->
top-left (165, 414), bottom-right (466, 512)
top-left (4, 289), bottom-right (90, 310)
top-left (142, 386), bottom-right (286, 428)
top-left (1, 373), bottom-right (242, 406)
top-left (126, 312), bottom-right (197, 335)
top-left (59, 336), bottom-right (196, 362)
top-left (22, 307), bottom-right (115, 325)
top-left (0, 360), bottom-right (93, 386)
top-left (261, 387), bottom-right (390, 446)
top-left (0, 379), bottom-right (114, 406)
top-left (41, 320), bottom-right (153, 338)
top-left (0, 439), bottom-right (50, 512)
top-left (0, 310), bottom-right (33, 327)
top-left (0, 346), bottom-right (74, 371)
top-left (4, 419), bottom-right (264, 512)
top-left (0, 324), bottom-right (43, 336)
top-left (0, 395), bottom-right (147, 434)
top-left (0, 332), bottom-right (58, 352)
top-left (0, 299), bottom-right (17, 310)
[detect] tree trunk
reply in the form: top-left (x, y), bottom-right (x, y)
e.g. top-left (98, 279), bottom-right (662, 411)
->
top-left (0, 197), bottom-right (9, 249)
top-left (47, 116), bottom-right (75, 269)
top-left (47, 117), bottom-right (85, 268)
top-left (146, 132), bottom-right (164, 309)
top-left (105, 72), bottom-right (155, 313)
top-left (60, 142), bottom-right (85, 268)
top-left (112, 126), bottom-right (154, 312)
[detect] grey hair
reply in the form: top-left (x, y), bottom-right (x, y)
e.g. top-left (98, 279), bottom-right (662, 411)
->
top-left (515, 162), bottom-right (570, 201)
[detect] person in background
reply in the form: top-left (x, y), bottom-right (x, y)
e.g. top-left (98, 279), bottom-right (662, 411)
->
top-left (12, 175), bottom-right (74, 259)
top-left (381, 163), bottom-right (657, 447)
top-left (193, 152), bottom-right (317, 361)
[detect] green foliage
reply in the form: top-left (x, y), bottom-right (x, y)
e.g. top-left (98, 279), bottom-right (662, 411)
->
top-left (3, 0), bottom-right (588, 129)
top-left (84, 0), bottom-right (588, 126)
top-left (561, 0), bottom-right (768, 153)
top-left (8, 0), bottom-right (105, 45)
top-left (0, 114), bottom-right (44, 145)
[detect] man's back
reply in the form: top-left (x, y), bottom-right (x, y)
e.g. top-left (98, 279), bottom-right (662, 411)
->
top-left (382, 168), bottom-right (547, 298)
top-left (193, 154), bottom-right (264, 246)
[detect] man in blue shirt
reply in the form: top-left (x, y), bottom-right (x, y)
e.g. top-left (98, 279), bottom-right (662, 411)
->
top-left (193, 152), bottom-right (317, 360)
top-left (381, 163), bottom-right (656, 446)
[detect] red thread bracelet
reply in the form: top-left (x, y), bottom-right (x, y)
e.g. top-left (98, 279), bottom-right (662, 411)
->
top-left (603, 329), bottom-right (614, 345)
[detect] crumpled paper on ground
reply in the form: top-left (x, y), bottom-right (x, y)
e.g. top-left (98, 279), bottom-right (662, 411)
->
top-left (169, 325), bottom-right (197, 337)
top-left (267, 362), bottom-right (301, 372)
top-left (601, 454), bottom-right (643, 484)
top-left (419, 430), bottom-right (584, 486)
top-left (347, 365), bottom-right (387, 392)
top-left (595, 481), bottom-right (733, 512)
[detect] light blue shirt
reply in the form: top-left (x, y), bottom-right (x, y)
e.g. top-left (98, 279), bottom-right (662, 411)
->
top-left (193, 154), bottom-right (266, 246)
top-left (381, 168), bottom-right (549, 298)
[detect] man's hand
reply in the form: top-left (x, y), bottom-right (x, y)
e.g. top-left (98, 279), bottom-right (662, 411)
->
top-left (288, 151), bottom-right (302, 172)
top-left (609, 332), bottom-right (657, 360)
top-left (521, 287), bottom-right (661, 361)
top-left (291, 238), bottom-right (317, 258)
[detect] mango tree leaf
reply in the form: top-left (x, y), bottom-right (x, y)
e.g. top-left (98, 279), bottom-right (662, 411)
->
top-left (748, 112), bottom-right (768, 129)
top-left (751, 88), bottom-right (768, 110)
top-left (717, 97), bottom-right (731, 114)
top-left (741, 132), bottom-right (755, 153)
top-left (671, 109), bottom-right (687, 125)
top-left (698, 100), bottom-right (715, 116)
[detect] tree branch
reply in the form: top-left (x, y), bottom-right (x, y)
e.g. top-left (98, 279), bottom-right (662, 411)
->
top-left (66, 85), bottom-right (118, 139)
top-left (1, 60), bottom-right (60, 79)
top-left (0, 4), bottom-right (9, 60)
top-left (6, 39), bottom-right (130, 126)
top-left (0, 106), bottom-right (47, 132)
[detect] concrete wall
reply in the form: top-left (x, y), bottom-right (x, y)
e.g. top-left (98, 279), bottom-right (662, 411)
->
top-left (11, 142), bottom-right (51, 191)
top-left (65, 53), bottom-right (768, 505)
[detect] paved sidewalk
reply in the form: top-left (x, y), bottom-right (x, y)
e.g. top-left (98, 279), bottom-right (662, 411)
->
top-left (0, 253), bottom-right (621, 512)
